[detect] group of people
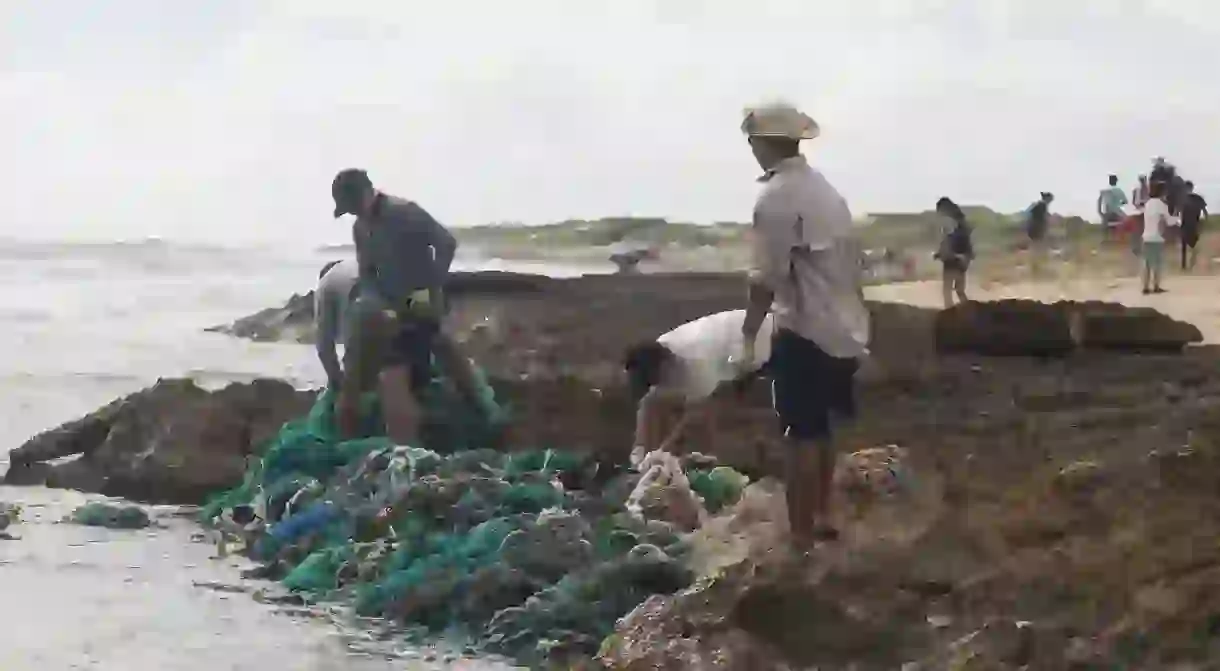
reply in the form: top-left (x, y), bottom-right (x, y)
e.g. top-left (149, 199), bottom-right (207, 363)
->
top-left (931, 157), bottom-right (1210, 308)
top-left (314, 102), bottom-right (869, 554)
top-left (1101, 158), bottom-right (1209, 293)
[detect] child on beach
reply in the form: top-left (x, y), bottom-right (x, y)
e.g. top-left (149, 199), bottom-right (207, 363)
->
top-left (1141, 180), bottom-right (1177, 294)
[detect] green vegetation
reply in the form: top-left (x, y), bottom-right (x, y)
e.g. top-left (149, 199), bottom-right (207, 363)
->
top-left (455, 207), bottom-right (1075, 255)
top-left (458, 217), bottom-right (741, 249)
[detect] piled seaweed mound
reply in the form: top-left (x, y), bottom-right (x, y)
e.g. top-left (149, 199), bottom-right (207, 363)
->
top-left (199, 382), bottom-right (748, 666)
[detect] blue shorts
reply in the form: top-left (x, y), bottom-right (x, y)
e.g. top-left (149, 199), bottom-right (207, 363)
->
top-left (770, 329), bottom-right (858, 441)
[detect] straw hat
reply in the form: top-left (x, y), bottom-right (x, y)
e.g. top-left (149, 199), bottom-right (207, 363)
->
top-left (740, 102), bottom-right (820, 140)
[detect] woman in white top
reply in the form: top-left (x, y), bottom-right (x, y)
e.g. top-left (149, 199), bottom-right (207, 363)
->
top-left (1141, 180), bottom-right (1177, 294)
top-left (623, 310), bottom-right (774, 464)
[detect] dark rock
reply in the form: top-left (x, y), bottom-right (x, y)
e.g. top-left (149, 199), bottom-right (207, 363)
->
top-left (205, 271), bottom-right (553, 343)
top-left (4, 378), bottom-right (314, 504)
top-left (1, 461), bottom-right (51, 487)
top-left (936, 299), bottom-right (1202, 356)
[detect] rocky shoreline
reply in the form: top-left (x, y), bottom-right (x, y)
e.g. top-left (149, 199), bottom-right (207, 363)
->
top-left (8, 271), bottom-right (1220, 669)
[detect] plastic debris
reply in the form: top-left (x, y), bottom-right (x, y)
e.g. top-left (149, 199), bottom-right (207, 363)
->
top-left (67, 502), bottom-right (152, 529)
top-left (197, 364), bottom-right (707, 666)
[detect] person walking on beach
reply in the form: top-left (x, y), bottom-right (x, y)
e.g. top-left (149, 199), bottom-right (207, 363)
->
top-left (1097, 175), bottom-right (1128, 241)
top-left (1141, 180), bottom-right (1177, 294)
top-left (1025, 192), bottom-right (1054, 276)
top-left (330, 168), bottom-right (484, 444)
top-left (1133, 175), bottom-right (1150, 211)
top-left (623, 309), bottom-right (775, 466)
top-left (1179, 181), bottom-right (1208, 271)
top-left (736, 102), bottom-right (870, 550)
top-left (934, 197), bottom-right (973, 308)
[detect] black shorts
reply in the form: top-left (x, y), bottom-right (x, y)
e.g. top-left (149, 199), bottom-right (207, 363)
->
top-left (384, 315), bottom-right (438, 390)
top-left (1182, 224), bottom-right (1200, 248)
top-left (770, 328), bottom-right (859, 441)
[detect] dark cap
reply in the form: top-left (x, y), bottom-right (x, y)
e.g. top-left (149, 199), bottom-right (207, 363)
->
top-left (331, 169), bottom-right (373, 218)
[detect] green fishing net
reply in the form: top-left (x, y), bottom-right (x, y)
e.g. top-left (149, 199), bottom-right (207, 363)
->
top-left (198, 362), bottom-right (696, 666)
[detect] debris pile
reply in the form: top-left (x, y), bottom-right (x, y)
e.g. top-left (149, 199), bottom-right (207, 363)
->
top-left (198, 382), bottom-right (749, 666)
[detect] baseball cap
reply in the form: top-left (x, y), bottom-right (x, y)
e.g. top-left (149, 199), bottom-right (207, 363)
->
top-left (331, 168), bottom-right (372, 218)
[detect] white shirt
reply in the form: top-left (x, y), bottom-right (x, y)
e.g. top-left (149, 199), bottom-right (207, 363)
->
top-left (656, 309), bottom-right (775, 402)
top-left (315, 259), bottom-right (359, 347)
top-left (1142, 197), bottom-right (1177, 243)
top-left (750, 155), bottom-right (869, 359)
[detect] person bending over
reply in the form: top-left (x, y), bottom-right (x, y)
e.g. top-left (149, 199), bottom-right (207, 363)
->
top-left (624, 309), bottom-right (774, 467)
top-left (314, 258), bottom-right (357, 391)
top-left (330, 168), bottom-right (485, 444)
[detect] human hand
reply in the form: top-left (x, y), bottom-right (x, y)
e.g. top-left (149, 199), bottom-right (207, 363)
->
top-left (731, 338), bottom-right (756, 373)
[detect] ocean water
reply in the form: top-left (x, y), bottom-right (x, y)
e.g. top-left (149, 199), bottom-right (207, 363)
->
top-left (0, 239), bottom-right (604, 670)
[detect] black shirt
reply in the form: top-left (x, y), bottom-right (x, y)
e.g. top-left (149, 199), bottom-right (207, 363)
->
top-left (1027, 201), bottom-right (1049, 239)
top-left (1181, 193), bottom-right (1208, 229)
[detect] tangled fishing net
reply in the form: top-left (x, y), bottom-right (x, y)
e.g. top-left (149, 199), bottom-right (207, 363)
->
top-left (198, 364), bottom-right (750, 665)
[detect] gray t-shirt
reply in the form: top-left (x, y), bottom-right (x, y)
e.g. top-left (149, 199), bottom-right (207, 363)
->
top-left (316, 259), bottom-right (358, 345)
top-left (353, 194), bottom-right (458, 309)
top-left (750, 156), bottom-right (869, 359)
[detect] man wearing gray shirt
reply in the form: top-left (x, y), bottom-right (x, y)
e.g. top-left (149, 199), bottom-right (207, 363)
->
top-left (736, 103), bottom-right (870, 551)
top-left (330, 168), bottom-right (478, 444)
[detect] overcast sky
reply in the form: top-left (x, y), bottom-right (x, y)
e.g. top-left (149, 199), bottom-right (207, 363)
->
top-left (2, 1), bottom-right (1218, 246)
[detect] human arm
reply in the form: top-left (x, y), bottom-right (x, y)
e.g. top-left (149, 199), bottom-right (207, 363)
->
top-left (352, 220), bottom-right (377, 288)
top-left (742, 203), bottom-right (791, 345)
top-left (1096, 192), bottom-right (1105, 219)
top-left (656, 397), bottom-right (713, 455)
top-left (314, 289), bottom-right (343, 389)
top-left (417, 205), bottom-right (457, 286)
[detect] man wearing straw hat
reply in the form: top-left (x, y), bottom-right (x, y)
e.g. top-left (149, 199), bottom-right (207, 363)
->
top-left (735, 102), bottom-right (870, 551)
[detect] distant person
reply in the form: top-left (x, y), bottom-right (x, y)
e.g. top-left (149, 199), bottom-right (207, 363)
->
top-left (1097, 174), bottom-right (1128, 239)
top-left (1179, 181), bottom-right (1209, 270)
top-left (1141, 180), bottom-right (1177, 294)
top-left (624, 309), bottom-right (775, 465)
top-left (1150, 157), bottom-right (1180, 213)
top-left (314, 258), bottom-right (358, 390)
top-left (1025, 192), bottom-right (1054, 275)
top-left (933, 197), bottom-right (973, 308)
top-left (330, 168), bottom-right (485, 444)
top-left (736, 102), bottom-right (870, 549)
top-left (1132, 175), bottom-right (1150, 211)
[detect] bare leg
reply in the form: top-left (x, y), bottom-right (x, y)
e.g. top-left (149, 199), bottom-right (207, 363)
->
top-left (431, 333), bottom-right (485, 414)
top-left (786, 440), bottom-right (835, 549)
top-left (954, 270), bottom-right (969, 303)
top-left (785, 445), bottom-right (814, 550)
top-left (1152, 244), bottom-right (1164, 290)
top-left (940, 269), bottom-right (954, 309)
top-left (379, 365), bottom-right (422, 446)
top-left (337, 303), bottom-right (393, 439)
